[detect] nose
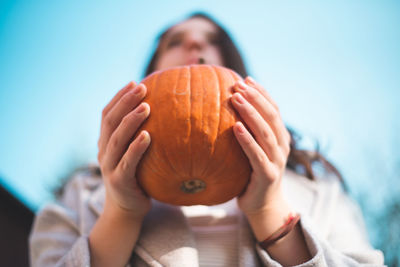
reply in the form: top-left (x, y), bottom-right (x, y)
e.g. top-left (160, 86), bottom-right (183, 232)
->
top-left (183, 33), bottom-right (206, 51)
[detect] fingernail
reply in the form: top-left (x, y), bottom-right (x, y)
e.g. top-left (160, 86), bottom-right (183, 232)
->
top-left (136, 103), bottom-right (147, 113)
top-left (246, 76), bottom-right (256, 85)
top-left (237, 80), bottom-right (247, 89)
top-left (236, 122), bottom-right (245, 134)
top-left (133, 84), bottom-right (144, 95)
top-left (139, 131), bottom-right (150, 143)
top-left (234, 93), bottom-right (245, 104)
top-left (126, 81), bottom-right (135, 88)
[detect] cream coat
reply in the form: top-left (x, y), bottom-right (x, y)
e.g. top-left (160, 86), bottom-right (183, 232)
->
top-left (29, 168), bottom-right (385, 266)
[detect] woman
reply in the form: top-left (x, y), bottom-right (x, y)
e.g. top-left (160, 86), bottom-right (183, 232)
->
top-left (29, 12), bottom-right (384, 266)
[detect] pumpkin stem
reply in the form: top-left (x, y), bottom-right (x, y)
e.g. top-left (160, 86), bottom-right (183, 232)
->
top-left (181, 179), bottom-right (206, 194)
top-left (198, 58), bottom-right (205, 64)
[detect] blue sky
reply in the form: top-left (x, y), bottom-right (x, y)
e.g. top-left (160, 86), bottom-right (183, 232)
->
top-left (1, 0), bottom-right (399, 227)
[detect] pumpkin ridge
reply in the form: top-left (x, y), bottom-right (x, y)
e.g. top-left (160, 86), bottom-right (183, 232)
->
top-left (213, 66), bottom-right (222, 155)
top-left (157, 69), bottom-right (183, 179)
top-left (204, 68), bottom-right (243, 179)
top-left (196, 65), bottom-right (220, 179)
top-left (203, 139), bottom-right (237, 178)
top-left (198, 66), bottom-right (204, 173)
top-left (151, 71), bottom-right (172, 178)
top-left (190, 65), bottom-right (209, 181)
top-left (192, 66), bottom-right (206, 181)
top-left (206, 150), bottom-right (250, 182)
top-left (140, 154), bottom-right (169, 181)
top-left (198, 66), bottom-right (207, 179)
top-left (145, 71), bottom-right (172, 178)
top-left (174, 66), bottom-right (191, 177)
top-left (187, 65), bottom-right (193, 179)
top-left (195, 65), bottom-right (221, 180)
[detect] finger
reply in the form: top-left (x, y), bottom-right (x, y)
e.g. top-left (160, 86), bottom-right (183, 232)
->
top-left (235, 80), bottom-right (291, 148)
top-left (98, 81), bottom-right (138, 157)
top-left (99, 84), bottom-right (147, 159)
top-left (102, 81), bottom-right (136, 119)
top-left (233, 122), bottom-right (275, 180)
top-left (117, 130), bottom-right (151, 178)
top-left (231, 92), bottom-right (283, 164)
top-left (103, 102), bottom-right (150, 171)
top-left (244, 76), bottom-right (279, 110)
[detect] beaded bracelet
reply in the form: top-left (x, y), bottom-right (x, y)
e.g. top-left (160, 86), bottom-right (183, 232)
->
top-left (259, 213), bottom-right (301, 249)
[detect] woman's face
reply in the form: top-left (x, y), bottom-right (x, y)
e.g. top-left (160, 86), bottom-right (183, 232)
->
top-left (154, 17), bottom-right (224, 71)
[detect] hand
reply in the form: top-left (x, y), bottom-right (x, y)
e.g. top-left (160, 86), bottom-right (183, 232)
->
top-left (97, 81), bottom-right (151, 220)
top-left (231, 77), bottom-right (293, 240)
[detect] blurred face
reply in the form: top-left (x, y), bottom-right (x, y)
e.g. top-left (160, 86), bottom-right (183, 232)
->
top-left (154, 17), bottom-right (224, 71)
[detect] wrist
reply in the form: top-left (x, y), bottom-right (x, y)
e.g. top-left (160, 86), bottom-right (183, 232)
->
top-left (103, 195), bottom-right (148, 224)
top-left (245, 194), bottom-right (293, 242)
top-left (90, 197), bottom-right (145, 267)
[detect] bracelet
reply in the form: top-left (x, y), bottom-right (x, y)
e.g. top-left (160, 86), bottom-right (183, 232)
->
top-left (259, 213), bottom-right (301, 249)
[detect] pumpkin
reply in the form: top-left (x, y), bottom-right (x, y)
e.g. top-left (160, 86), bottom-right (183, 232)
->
top-left (136, 64), bottom-right (251, 206)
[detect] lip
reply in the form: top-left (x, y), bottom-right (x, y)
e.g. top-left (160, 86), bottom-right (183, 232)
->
top-left (186, 56), bottom-right (203, 65)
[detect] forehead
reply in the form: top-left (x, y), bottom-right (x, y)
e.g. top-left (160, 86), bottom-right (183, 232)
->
top-left (165, 17), bottom-right (218, 37)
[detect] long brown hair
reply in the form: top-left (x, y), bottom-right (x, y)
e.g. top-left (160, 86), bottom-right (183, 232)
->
top-left (144, 11), bottom-right (345, 187)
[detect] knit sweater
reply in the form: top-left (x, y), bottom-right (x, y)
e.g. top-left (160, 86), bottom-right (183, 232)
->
top-left (182, 198), bottom-right (240, 266)
top-left (29, 168), bottom-right (385, 266)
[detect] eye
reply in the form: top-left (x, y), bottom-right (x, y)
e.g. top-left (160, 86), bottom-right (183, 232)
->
top-left (166, 37), bottom-right (181, 48)
top-left (207, 33), bottom-right (220, 46)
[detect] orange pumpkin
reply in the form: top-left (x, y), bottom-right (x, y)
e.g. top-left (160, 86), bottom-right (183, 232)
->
top-left (136, 64), bottom-right (251, 206)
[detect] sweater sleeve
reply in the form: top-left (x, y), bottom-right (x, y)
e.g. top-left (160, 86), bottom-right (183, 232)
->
top-left (29, 202), bottom-right (92, 267)
top-left (29, 173), bottom-right (134, 267)
top-left (254, 190), bottom-right (385, 267)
